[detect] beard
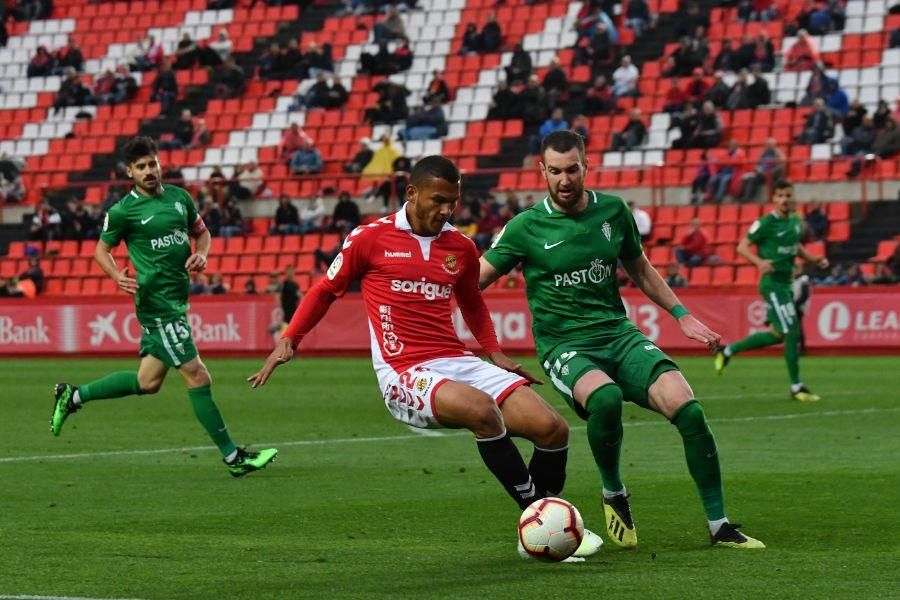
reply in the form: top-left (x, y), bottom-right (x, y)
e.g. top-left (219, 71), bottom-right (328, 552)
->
top-left (548, 183), bottom-right (583, 211)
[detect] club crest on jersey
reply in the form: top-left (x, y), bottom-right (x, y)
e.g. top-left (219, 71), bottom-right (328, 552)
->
top-left (442, 253), bottom-right (460, 275)
top-left (383, 331), bottom-right (404, 356)
top-left (326, 252), bottom-right (344, 280)
top-left (175, 202), bottom-right (184, 216)
top-left (415, 376), bottom-right (431, 394)
top-left (602, 221), bottom-right (612, 241)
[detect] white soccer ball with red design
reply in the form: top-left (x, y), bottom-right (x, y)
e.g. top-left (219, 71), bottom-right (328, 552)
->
top-left (517, 497), bottom-right (584, 562)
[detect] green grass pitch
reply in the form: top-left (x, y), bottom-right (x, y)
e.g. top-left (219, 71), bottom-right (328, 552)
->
top-left (1, 356), bottom-right (898, 599)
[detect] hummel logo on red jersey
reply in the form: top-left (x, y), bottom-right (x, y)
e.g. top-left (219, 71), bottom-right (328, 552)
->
top-left (385, 250), bottom-right (412, 258)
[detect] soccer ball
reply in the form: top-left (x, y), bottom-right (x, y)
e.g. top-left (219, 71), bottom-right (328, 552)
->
top-left (517, 497), bottom-right (584, 562)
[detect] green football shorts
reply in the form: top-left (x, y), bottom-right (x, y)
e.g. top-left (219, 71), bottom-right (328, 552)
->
top-left (139, 314), bottom-right (199, 368)
top-left (760, 280), bottom-right (799, 335)
top-left (541, 326), bottom-right (679, 418)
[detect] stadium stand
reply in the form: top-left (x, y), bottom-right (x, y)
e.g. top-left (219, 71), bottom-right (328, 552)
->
top-left (0, 0), bottom-right (898, 295)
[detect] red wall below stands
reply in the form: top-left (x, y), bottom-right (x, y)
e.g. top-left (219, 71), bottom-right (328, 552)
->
top-left (0, 288), bottom-right (897, 357)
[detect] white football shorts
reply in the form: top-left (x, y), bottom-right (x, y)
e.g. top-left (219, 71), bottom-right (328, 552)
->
top-left (377, 356), bottom-right (528, 429)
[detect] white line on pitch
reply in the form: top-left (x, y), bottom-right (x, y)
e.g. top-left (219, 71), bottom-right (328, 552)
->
top-left (1, 406), bottom-right (896, 465)
top-left (0, 595), bottom-right (150, 600)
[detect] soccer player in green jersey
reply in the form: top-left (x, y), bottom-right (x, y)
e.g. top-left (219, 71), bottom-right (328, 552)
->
top-left (715, 180), bottom-right (829, 401)
top-left (479, 130), bottom-right (764, 549)
top-left (50, 136), bottom-right (277, 477)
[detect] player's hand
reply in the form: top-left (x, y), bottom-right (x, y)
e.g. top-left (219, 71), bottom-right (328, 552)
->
top-left (678, 314), bottom-right (721, 351)
top-left (489, 351), bottom-right (544, 385)
top-left (116, 266), bottom-right (139, 295)
top-left (815, 256), bottom-right (829, 269)
top-left (185, 253), bottom-right (207, 273)
top-left (756, 259), bottom-right (774, 275)
top-left (248, 338), bottom-right (294, 388)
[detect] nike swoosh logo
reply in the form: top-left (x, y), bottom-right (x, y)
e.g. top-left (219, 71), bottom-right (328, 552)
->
top-left (141, 216), bottom-right (155, 225)
top-left (544, 241), bottom-right (565, 250)
top-left (776, 231), bottom-right (786, 237)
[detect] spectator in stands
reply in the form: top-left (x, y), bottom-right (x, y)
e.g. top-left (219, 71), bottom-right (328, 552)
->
top-left (690, 25), bottom-right (711, 65)
top-left (303, 72), bottom-right (332, 108)
top-left (629, 201), bottom-right (652, 241)
top-left (747, 65), bottom-right (771, 108)
top-left (0, 276), bottom-right (25, 298)
top-left (404, 98), bottom-right (448, 141)
top-left (887, 245), bottom-right (900, 278)
top-left (824, 79), bottom-right (849, 120)
top-left (454, 206), bottom-right (478, 238)
top-left (487, 79), bottom-right (518, 120)
top-left (873, 117), bottom-right (900, 158)
top-left (481, 11), bottom-right (502, 52)
top-left (784, 30), bottom-right (821, 71)
top-left (93, 68), bottom-right (123, 106)
top-left (331, 191), bottom-right (360, 235)
top-left (53, 68), bottom-right (94, 114)
top-left (28, 46), bottom-right (54, 78)
top-left (752, 32), bottom-right (776, 72)
top-left (18, 257), bottom-right (44, 294)
top-left (690, 101), bottom-right (723, 149)
top-left (160, 109), bottom-right (194, 150)
top-left (280, 265), bottom-right (302, 324)
top-left (610, 108), bottom-right (647, 151)
top-left (423, 71), bottom-right (451, 105)
top-left (737, 137), bottom-right (785, 202)
top-left (869, 263), bottom-right (896, 285)
top-left (662, 77), bottom-right (686, 113)
top-left (364, 80), bottom-right (410, 124)
top-left (800, 63), bottom-right (830, 106)
top-left (723, 69), bottom-right (751, 109)
top-left (208, 29), bottom-right (233, 65)
top-left (575, 23), bottom-right (613, 70)
top-left (842, 98), bottom-right (866, 136)
top-left (278, 123), bottom-right (312, 165)
top-left (529, 108), bottom-right (568, 155)
top-left (231, 161), bottom-right (265, 200)
top-left (582, 5), bottom-right (619, 44)
top-left (200, 198), bottom-right (222, 237)
top-left (344, 137), bottom-right (374, 173)
top-left (891, 27), bottom-right (900, 49)
top-left (189, 273), bottom-right (210, 295)
top-left (209, 274), bottom-right (229, 295)
top-left (373, 5), bottom-right (406, 44)
top-left (190, 117), bottom-right (211, 149)
top-left (585, 75), bottom-right (614, 115)
top-left (705, 70), bottom-right (731, 108)
top-left (668, 37), bottom-right (703, 77)
top-left (150, 62), bottom-right (178, 115)
top-left (737, 0), bottom-right (777, 22)
top-left (299, 195), bottom-right (326, 234)
top-left (665, 264), bottom-right (687, 289)
top-left (807, 2), bottom-right (833, 34)
top-left (219, 199), bottom-right (245, 239)
top-left (208, 165), bottom-right (230, 204)
top-left (270, 194), bottom-right (301, 235)
top-left (683, 67), bottom-right (710, 107)
top-left (60, 198), bottom-right (84, 240)
top-left (12, 0), bottom-right (50, 21)
top-left (132, 35), bottom-right (165, 72)
top-left (571, 114), bottom-right (590, 143)
top-left (371, 154), bottom-right (411, 211)
top-left (362, 134), bottom-right (402, 193)
top-left (55, 36), bottom-right (84, 74)
top-left (290, 139), bottom-right (324, 175)
top-left (804, 201), bottom-right (829, 241)
top-left (307, 42), bottom-right (335, 79)
top-left (278, 38), bottom-right (304, 78)
top-left (673, 0), bottom-right (709, 39)
top-left (174, 33), bottom-right (198, 70)
top-left (473, 202), bottom-right (509, 251)
top-left (873, 100), bottom-right (892, 131)
top-left (675, 218), bottom-right (713, 267)
top-left (258, 42), bottom-right (284, 80)
top-left (670, 101), bottom-right (699, 149)
top-left (315, 236), bottom-right (343, 274)
top-left (213, 58), bottom-right (246, 99)
top-left (542, 58), bottom-right (569, 109)
top-left (612, 55), bottom-right (640, 97)
top-left (0, 171), bottom-right (25, 204)
top-left (625, 0), bottom-right (653, 38)
top-left (505, 43), bottom-right (533, 85)
top-left (840, 114), bottom-right (877, 158)
top-left (0, 19), bottom-right (8, 49)
top-left (713, 39), bottom-right (737, 72)
top-left (459, 23), bottom-right (481, 54)
top-left (708, 139), bottom-right (745, 202)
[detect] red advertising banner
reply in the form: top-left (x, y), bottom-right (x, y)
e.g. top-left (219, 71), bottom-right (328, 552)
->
top-left (0, 288), bottom-right (897, 356)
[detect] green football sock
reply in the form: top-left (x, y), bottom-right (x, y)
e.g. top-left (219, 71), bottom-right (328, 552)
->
top-left (585, 384), bottom-right (624, 493)
top-left (671, 400), bottom-right (725, 521)
top-left (726, 331), bottom-right (782, 355)
top-left (79, 371), bottom-right (142, 403)
top-left (784, 331), bottom-right (801, 385)
top-left (187, 385), bottom-right (237, 458)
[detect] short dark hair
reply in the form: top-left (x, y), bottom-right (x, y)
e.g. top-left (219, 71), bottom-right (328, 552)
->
top-left (540, 130), bottom-right (585, 162)
top-left (773, 179), bottom-right (793, 192)
top-left (122, 136), bottom-right (158, 165)
top-left (409, 155), bottom-right (460, 188)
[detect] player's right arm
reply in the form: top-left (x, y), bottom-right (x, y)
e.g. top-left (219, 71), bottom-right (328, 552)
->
top-left (96, 204), bottom-right (139, 294)
top-left (736, 223), bottom-right (773, 275)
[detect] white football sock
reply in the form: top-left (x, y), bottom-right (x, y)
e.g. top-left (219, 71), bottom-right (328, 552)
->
top-left (791, 383), bottom-right (805, 393)
top-left (709, 517), bottom-right (729, 535)
top-left (224, 449), bottom-right (238, 463)
top-left (72, 389), bottom-right (82, 406)
top-left (602, 486), bottom-right (626, 499)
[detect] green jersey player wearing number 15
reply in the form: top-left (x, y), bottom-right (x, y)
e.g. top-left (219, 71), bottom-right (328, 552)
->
top-left (480, 131), bottom-right (763, 549)
top-left (50, 136), bottom-right (276, 477)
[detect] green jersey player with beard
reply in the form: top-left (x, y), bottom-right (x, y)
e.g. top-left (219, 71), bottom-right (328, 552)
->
top-left (715, 180), bottom-right (829, 401)
top-left (50, 136), bottom-right (276, 477)
top-left (480, 130), bottom-right (764, 549)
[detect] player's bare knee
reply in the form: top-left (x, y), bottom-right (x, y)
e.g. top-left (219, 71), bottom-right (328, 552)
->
top-left (138, 376), bottom-right (162, 395)
top-left (469, 396), bottom-right (505, 438)
top-left (540, 413), bottom-right (569, 449)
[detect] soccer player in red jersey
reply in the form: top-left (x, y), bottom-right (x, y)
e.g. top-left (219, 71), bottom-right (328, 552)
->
top-left (249, 156), bottom-right (602, 558)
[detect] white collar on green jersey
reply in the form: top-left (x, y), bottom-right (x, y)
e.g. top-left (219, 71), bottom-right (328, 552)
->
top-left (130, 184), bottom-right (166, 199)
top-left (395, 202), bottom-right (456, 235)
top-left (542, 190), bottom-right (597, 214)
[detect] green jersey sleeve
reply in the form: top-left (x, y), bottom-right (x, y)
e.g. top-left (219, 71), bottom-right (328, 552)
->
top-left (99, 201), bottom-right (127, 247)
top-left (482, 214), bottom-right (526, 275)
top-left (618, 200), bottom-right (643, 260)
top-left (746, 217), bottom-right (766, 244)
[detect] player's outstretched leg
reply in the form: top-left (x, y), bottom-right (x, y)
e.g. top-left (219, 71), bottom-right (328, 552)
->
top-left (50, 371), bottom-right (144, 436)
top-left (784, 331), bottom-right (820, 401)
top-left (715, 331), bottom-right (783, 375)
top-left (651, 372), bottom-right (764, 549)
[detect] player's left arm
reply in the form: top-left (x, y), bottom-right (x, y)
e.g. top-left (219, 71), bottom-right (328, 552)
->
top-left (622, 252), bottom-right (721, 350)
top-left (796, 244), bottom-right (829, 269)
top-left (185, 194), bottom-right (210, 272)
